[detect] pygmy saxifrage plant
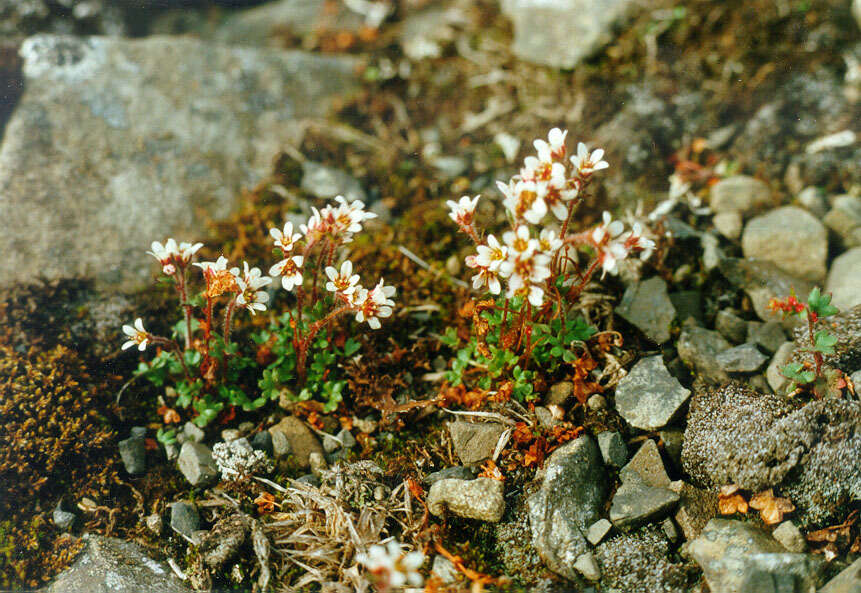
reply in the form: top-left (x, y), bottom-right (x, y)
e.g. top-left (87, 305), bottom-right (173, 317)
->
top-left (123, 196), bottom-right (397, 426)
top-left (443, 128), bottom-right (656, 399)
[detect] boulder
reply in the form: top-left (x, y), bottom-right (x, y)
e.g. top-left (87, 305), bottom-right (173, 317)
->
top-left (742, 206), bottom-right (828, 283)
top-left (827, 247), bottom-right (861, 311)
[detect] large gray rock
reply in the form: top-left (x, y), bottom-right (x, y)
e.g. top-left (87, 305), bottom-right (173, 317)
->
top-left (820, 557), bottom-right (861, 593)
top-left (688, 519), bottom-right (824, 593)
top-left (827, 247), bottom-right (861, 312)
top-left (500, 0), bottom-right (639, 69)
top-left (608, 478), bottom-right (679, 531)
top-left (427, 477), bottom-right (505, 522)
top-left (42, 534), bottom-right (190, 592)
top-left (614, 355), bottom-right (691, 430)
top-left (0, 34), bottom-right (359, 289)
top-left (527, 436), bottom-right (606, 581)
top-left (615, 276), bottom-right (676, 344)
top-left (177, 441), bottom-right (218, 487)
top-left (682, 384), bottom-right (861, 526)
top-left (677, 324), bottom-right (732, 385)
top-left (716, 343), bottom-right (768, 373)
top-left (742, 206), bottom-right (828, 283)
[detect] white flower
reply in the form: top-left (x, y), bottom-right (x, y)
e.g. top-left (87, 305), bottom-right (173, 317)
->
top-left (501, 225), bottom-right (538, 264)
top-left (300, 207), bottom-right (324, 242)
top-left (194, 255), bottom-right (230, 274)
top-left (148, 239), bottom-right (203, 273)
top-left (598, 240), bottom-right (630, 278)
top-left (538, 229), bottom-right (563, 253)
top-left (270, 255), bottom-right (304, 291)
top-left (624, 223), bottom-right (656, 261)
top-left (446, 195), bottom-right (480, 227)
top-left (270, 222), bottom-right (302, 253)
top-left (356, 541), bottom-right (424, 589)
top-left (591, 211), bottom-right (625, 244)
top-left (500, 226), bottom-right (551, 305)
top-left (533, 127), bottom-right (568, 162)
top-left (471, 266), bottom-right (502, 295)
top-left (232, 262), bottom-right (272, 315)
top-left (571, 142), bottom-right (609, 176)
top-left (474, 234), bottom-right (508, 271)
top-left (325, 260), bottom-right (361, 295)
top-left (177, 242), bottom-right (203, 264)
top-left (499, 179), bottom-right (547, 224)
top-left (543, 162), bottom-right (574, 221)
top-left (354, 279), bottom-right (395, 329)
top-left (121, 318), bottom-right (150, 351)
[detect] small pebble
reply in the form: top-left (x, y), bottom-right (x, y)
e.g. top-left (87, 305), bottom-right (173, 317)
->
top-left (587, 394), bottom-right (607, 410)
top-left (146, 513), bottom-right (163, 536)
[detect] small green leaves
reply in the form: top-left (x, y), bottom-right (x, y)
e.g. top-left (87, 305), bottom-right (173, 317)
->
top-left (813, 330), bottom-right (838, 355)
top-left (807, 287), bottom-right (838, 318)
top-left (156, 427), bottom-right (177, 445)
top-left (780, 362), bottom-right (815, 385)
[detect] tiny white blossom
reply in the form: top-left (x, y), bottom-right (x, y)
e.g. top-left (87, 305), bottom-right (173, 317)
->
top-left (270, 222), bottom-right (302, 253)
top-left (624, 223), bottom-right (656, 261)
top-left (474, 234), bottom-right (508, 271)
top-left (533, 127), bottom-right (568, 162)
top-left (232, 262), bottom-right (272, 315)
top-left (356, 541), bottom-right (424, 589)
top-left (325, 260), bottom-right (361, 295)
top-left (354, 279), bottom-right (395, 329)
top-left (270, 255), bottom-right (304, 291)
top-left (446, 195), bottom-right (480, 227)
top-left (471, 266), bottom-right (502, 295)
top-left (177, 242), bottom-right (204, 264)
top-left (194, 255), bottom-right (230, 274)
top-left (500, 179), bottom-right (547, 224)
top-left (121, 318), bottom-right (150, 351)
top-left (538, 229), bottom-right (563, 253)
top-left (571, 142), bottom-right (609, 176)
top-left (591, 211), bottom-right (625, 244)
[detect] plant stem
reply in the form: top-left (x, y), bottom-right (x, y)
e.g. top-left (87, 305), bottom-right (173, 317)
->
top-left (295, 305), bottom-right (350, 385)
top-left (223, 298), bottom-right (237, 350)
top-left (176, 269), bottom-right (193, 350)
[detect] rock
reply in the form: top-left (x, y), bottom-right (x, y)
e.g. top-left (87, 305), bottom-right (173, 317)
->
top-left (716, 344), bottom-right (768, 373)
top-left (42, 534), bottom-right (190, 593)
top-left (596, 431), bottom-right (627, 468)
top-left (169, 502), bottom-right (200, 541)
top-left (673, 482), bottom-right (718, 541)
top-left (130, 426), bottom-right (146, 439)
top-left (300, 162), bottom-right (366, 203)
top-left (587, 394), bottom-right (607, 410)
top-left (586, 518), bottom-right (613, 545)
top-left (772, 521), bottom-right (806, 553)
top-left (425, 466), bottom-right (476, 485)
top-left (534, 406), bottom-right (561, 428)
top-left (688, 519), bottom-right (824, 593)
top-left (427, 477), bottom-right (505, 522)
top-left (177, 441), bottom-right (218, 487)
top-left (746, 321), bottom-right (787, 354)
top-left (797, 186), bottom-right (830, 218)
top-left (527, 436), bottom-right (607, 581)
top-left (500, 0), bottom-right (639, 68)
top-left (669, 290), bottom-right (703, 325)
top-left (0, 34), bottom-right (359, 289)
top-left (820, 557), bottom-right (861, 593)
top-left (183, 422), bottom-right (205, 444)
top-left (220, 428), bottom-right (241, 443)
top-left (448, 421), bottom-right (507, 465)
top-left (766, 341), bottom-right (795, 393)
top-left (608, 478), bottom-right (679, 531)
top-left (661, 518), bottom-right (679, 542)
top-left (827, 247), bottom-right (861, 311)
top-left (400, 6), bottom-right (464, 61)
top-left (709, 175), bottom-right (772, 215)
top-left (546, 381), bottom-right (574, 405)
top-left (615, 355), bottom-right (691, 430)
top-left (659, 429), bottom-right (684, 470)
top-left (146, 513), bottom-right (163, 536)
top-left (308, 451), bottom-right (327, 477)
top-left (824, 195), bottom-right (861, 248)
top-left (716, 309), bottom-right (749, 344)
top-left (198, 514), bottom-right (250, 572)
top-left (619, 440), bottom-right (670, 488)
top-left (718, 258), bottom-right (814, 326)
top-left (594, 526), bottom-right (689, 593)
top-left (431, 555), bottom-right (459, 584)
top-left (573, 552), bottom-right (600, 581)
top-left (615, 276), bottom-right (675, 344)
top-left (53, 506), bottom-right (75, 531)
top-left (677, 323), bottom-right (732, 384)
top-left (682, 384), bottom-right (861, 526)
top-left (250, 430), bottom-right (273, 456)
top-left (742, 206), bottom-right (828, 283)
top-left (268, 416), bottom-right (324, 468)
top-left (713, 211), bottom-right (743, 240)
top-left (118, 435), bottom-right (146, 475)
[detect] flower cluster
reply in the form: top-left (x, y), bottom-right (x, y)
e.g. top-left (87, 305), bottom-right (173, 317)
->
top-left (356, 540), bottom-right (424, 591)
top-left (449, 128), bottom-right (654, 309)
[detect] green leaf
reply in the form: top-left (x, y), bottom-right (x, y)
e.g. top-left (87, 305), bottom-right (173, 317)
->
top-left (780, 362), bottom-right (815, 384)
top-left (807, 287), bottom-right (838, 317)
top-left (813, 330), bottom-right (838, 354)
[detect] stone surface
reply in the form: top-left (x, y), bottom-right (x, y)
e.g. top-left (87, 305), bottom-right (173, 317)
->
top-left (177, 441), bottom-right (218, 487)
top-left (250, 430), bottom-right (273, 456)
top-left (500, 0), bottom-right (639, 69)
top-left (608, 478), bottom-right (679, 531)
top-left (118, 435), bottom-right (146, 475)
top-left (268, 416), bottom-right (323, 468)
top-left (619, 439), bottom-right (670, 488)
top-left (820, 558), bottom-right (861, 593)
top-left (596, 431), bottom-right (627, 468)
top-left (682, 384), bottom-right (861, 526)
top-left (709, 175), bottom-right (772, 215)
top-left (659, 429), bottom-right (684, 470)
top-left (183, 422), bottom-right (205, 444)
top-left (586, 518), bottom-right (612, 545)
top-left (716, 343), bottom-right (768, 373)
top-left (573, 552), bottom-right (600, 581)
top-left (448, 421), bottom-right (507, 465)
top-left (594, 526), bottom-right (689, 593)
top-left (718, 258), bottom-right (814, 326)
top-left (425, 466), bottom-right (476, 485)
top-left (677, 323), bottom-right (732, 384)
top-left (400, 6), bottom-right (464, 61)
top-left (746, 321), bottom-right (787, 354)
top-left (615, 276), bottom-right (675, 344)
top-left (716, 309), bottom-right (748, 344)
top-left (614, 355), bottom-right (691, 430)
top-left (546, 380), bottom-right (573, 405)
top-left (827, 247), bottom-right (861, 311)
top-left (0, 34), bottom-right (359, 289)
top-left (53, 507), bottom-right (75, 531)
top-left (43, 534), bottom-right (190, 593)
top-left (824, 195), bottom-right (861, 248)
top-left (527, 436), bottom-right (606, 581)
top-left (301, 161), bottom-right (366, 203)
top-left (673, 482), bottom-right (718, 541)
top-left (427, 477), bottom-right (505, 522)
top-left (713, 210), bottom-right (743, 240)
top-left (772, 521), bottom-right (806, 553)
top-left (797, 186), bottom-right (830, 217)
top-left (431, 555), bottom-right (459, 584)
top-left (742, 206), bottom-right (828, 283)
top-left (766, 341), bottom-right (795, 393)
top-left (688, 519), bottom-right (824, 593)
top-left (169, 502), bottom-right (200, 541)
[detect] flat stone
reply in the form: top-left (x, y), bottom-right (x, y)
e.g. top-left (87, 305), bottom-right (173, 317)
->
top-left (619, 439), bottom-right (670, 488)
top-left (615, 276), bottom-right (676, 344)
top-left (772, 521), bottom-right (806, 553)
top-left (596, 431), bottom-right (627, 468)
top-left (500, 0), bottom-right (640, 69)
top-left (431, 554), bottom-right (459, 584)
top-left (713, 210), bottom-right (743, 239)
top-left (573, 552), bottom-right (600, 581)
top-left (448, 421), bottom-right (507, 465)
top-left (546, 380), bottom-right (574, 405)
top-left (177, 441), bottom-right (218, 487)
top-left (301, 161), bottom-right (366, 202)
top-left (746, 321), bottom-right (787, 354)
top-left (169, 502), bottom-right (200, 541)
top-left (42, 534), bottom-right (190, 592)
top-left (427, 477), bottom-right (505, 522)
top-left (824, 195), bottom-right (861, 248)
top-left (677, 323), bottom-right (732, 384)
top-left (0, 34), bottom-right (359, 289)
top-left (820, 558), bottom-right (861, 593)
top-left (797, 186), bottom-right (829, 218)
top-left (716, 309), bottom-right (748, 344)
top-left (766, 341), bottom-right (795, 393)
top-left (669, 290), bottom-right (703, 324)
top-left (827, 247), bottom-right (861, 311)
top-left (118, 435), bottom-right (146, 475)
top-left (709, 175), bottom-right (772, 214)
top-left (659, 429), bottom-right (684, 470)
top-left (425, 466), bottom-right (476, 485)
top-left (661, 518), bottom-right (680, 542)
top-left (614, 355), bottom-right (691, 430)
top-left (609, 480), bottom-right (679, 531)
top-left (742, 206), bottom-right (828, 283)
top-left (146, 513), bottom-right (163, 536)
top-left (53, 508), bottom-right (75, 531)
top-left (595, 526), bottom-right (689, 593)
top-left (268, 416), bottom-right (323, 468)
top-left (674, 482), bottom-right (718, 541)
top-left (183, 422), bottom-right (205, 444)
top-left (586, 518), bottom-right (613, 545)
top-left (716, 343), bottom-right (768, 373)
